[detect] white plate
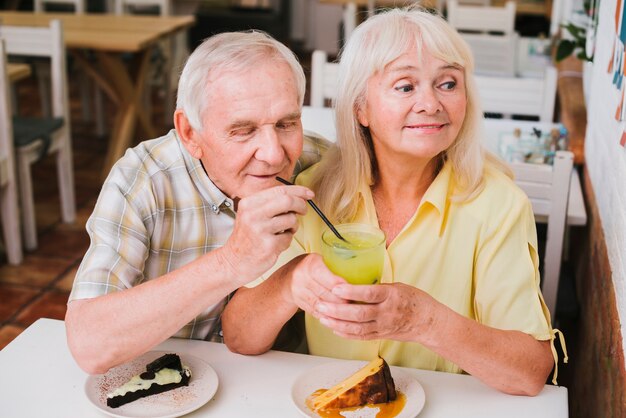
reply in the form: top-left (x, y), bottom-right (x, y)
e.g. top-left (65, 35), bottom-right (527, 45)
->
top-left (85, 351), bottom-right (218, 418)
top-left (291, 360), bottom-right (426, 418)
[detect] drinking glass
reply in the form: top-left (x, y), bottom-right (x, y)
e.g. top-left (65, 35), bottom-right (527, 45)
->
top-left (321, 223), bottom-right (386, 285)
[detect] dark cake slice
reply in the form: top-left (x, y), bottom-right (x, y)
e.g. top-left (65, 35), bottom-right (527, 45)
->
top-left (106, 353), bottom-right (192, 408)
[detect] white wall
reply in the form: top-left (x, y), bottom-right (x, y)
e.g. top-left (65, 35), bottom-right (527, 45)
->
top-left (584, 0), bottom-right (626, 356)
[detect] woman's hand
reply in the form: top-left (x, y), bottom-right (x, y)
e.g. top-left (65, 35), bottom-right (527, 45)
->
top-left (314, 282), bottom-right (443, 344)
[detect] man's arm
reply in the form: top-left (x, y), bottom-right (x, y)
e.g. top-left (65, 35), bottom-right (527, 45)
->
top-left (66, 185), bottom-right (313, 375)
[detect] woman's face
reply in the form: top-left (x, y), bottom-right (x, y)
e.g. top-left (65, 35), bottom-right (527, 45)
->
top-left (357, 46), bottom-right (466, 166)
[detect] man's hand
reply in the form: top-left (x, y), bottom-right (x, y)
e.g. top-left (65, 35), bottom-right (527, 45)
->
top-left (221, 185), bottom-right (313, 284)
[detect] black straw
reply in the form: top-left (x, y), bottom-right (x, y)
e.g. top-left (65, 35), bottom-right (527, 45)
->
top-left (275, 176), bottom-right (347, 242)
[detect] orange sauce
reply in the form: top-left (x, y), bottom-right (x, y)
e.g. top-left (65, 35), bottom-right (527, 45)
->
top-left (306, 389), bottom-right (407, 418)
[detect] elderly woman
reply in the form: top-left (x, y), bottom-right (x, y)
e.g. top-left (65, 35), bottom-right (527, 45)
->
top-left (222, 7), bottom-right (563, 395)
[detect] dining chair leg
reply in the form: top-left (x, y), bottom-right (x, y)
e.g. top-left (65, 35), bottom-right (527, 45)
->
top-left (56, 132), bottom-right (76, 224)
top-left (16, 150), bottom-right (38, 250)
top-left (80, 70), bottom-right (92, 122)
top-left (0, 176), bottom-right (23, 264)
top-left (34, 61), bottom-right (51, 118)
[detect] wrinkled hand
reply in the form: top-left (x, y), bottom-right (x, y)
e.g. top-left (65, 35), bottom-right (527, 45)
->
top-left (314, 283), bottom-right (442, 343)
top-left (221, 185), bottom-right (313, 283)
top-left (287, 254), bottom-right (348, 313)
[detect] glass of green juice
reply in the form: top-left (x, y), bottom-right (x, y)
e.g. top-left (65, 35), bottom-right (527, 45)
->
top-left (321, 223), bottom-right (386, 285)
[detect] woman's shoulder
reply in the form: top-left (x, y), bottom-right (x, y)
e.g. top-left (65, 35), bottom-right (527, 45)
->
top-left (461, 161), bottom-right (530, 218)
top-left (294, 162), bottom-right (323, 187)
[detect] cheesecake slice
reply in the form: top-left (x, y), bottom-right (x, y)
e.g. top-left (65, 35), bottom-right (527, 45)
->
top-left (106, 353), bottom-right (192, 408)
top-left (310, 356), bottom-right (397, 411)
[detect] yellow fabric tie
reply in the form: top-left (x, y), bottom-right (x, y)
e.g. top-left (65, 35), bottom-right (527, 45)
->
top-left (549, 328), bottom-right (569, 385)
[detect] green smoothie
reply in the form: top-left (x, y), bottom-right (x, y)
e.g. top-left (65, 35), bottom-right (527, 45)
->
top-left (321, 223), bottom-right (386, 285)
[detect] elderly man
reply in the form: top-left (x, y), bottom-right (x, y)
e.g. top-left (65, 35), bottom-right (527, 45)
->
top-left (65, 31), bottom-right (326, 374)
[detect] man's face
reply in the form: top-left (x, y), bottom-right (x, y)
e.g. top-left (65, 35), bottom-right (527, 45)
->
top-left (194, 60), bottom-right (303, 201)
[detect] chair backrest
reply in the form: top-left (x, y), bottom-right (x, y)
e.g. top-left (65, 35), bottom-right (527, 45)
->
top-left (461, 32), bottom-right (519, 76)
top-left (447, 0), bottom-right (516, 35)
top-left (115, 0), bottom-right (171, 15)
top-left (475, 65), bottom-right (558, 122)
top-left (34, 0), bottom-right (85, 13)
top-left (0, 39), bottom-right (15, 189)
top-left (436, 0), bottom-right (491, 12)
top-left (0, 20), bottom-right (69, 123)
top-left (310, 50), bottom-right (339, 107)
top-left (511, 151), bottom-right (573, 315)
top-left (301, 106), bottom-right (336, 142)
top-left (0, 39), bottom-right (23, 264)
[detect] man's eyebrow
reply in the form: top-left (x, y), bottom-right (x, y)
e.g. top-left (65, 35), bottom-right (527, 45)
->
top-left (280, 111), bottom-right (302, 121)
top-left (226, 111), bottom-right (302, 131)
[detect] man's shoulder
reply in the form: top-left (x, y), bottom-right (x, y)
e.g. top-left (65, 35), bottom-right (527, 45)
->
top-left (107, 130), bottom-right (186, 180)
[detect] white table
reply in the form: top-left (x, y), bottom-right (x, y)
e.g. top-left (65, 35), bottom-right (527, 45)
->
top-left (1, 318), bottom-right (568, 417)
top-left (301, 106), bottom-right (587, 226)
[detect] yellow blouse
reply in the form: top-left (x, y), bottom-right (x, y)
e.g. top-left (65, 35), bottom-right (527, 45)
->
top-left (258, 160), bottom-right (564, 379)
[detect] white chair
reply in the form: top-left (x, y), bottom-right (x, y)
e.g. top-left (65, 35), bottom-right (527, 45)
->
top-left (0, 20), bottom-right (76, 250)
top-left (115, 0), bottom-right (170, 14)
top-left (34, 0), bottom-right (84, 12)
top-left (115, 0), bottom-right (181, 123)
top-left (475, 66), bottom-right (558, 122)
top-left (511, 151), bottom-right (574, 316)
top-left (0, 39), bottom-right (23, 264)
top-left (310, 50), bottom-right (339, 107)
top-left (31, 0), bottom-right (103, 134)
top-left (302, 106), bottom-right (336, 142)
top-left (447, 0), bottom-right (516, 35)
top-left (461, 32), bottom-right (519, 76)
top-left (436, 0), bottom-right (491, 12)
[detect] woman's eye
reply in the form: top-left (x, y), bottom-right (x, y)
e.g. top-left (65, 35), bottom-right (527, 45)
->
top-left (395, 84), bottom-right (413, 93)
top-left (440, 81), bottom-right (456, 90)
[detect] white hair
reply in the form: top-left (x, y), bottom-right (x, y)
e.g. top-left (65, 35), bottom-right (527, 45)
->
top-left (177, 31), bottom-right (306, 131)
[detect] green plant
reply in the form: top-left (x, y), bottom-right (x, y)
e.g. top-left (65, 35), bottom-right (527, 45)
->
top-left (555, 0), bottom-right (595, 62)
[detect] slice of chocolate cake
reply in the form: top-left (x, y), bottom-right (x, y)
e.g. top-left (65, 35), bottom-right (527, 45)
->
top-left (106, 353), bottom-right (192, 408)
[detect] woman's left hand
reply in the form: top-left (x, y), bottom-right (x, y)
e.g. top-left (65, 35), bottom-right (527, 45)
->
top-left (315, 282), bottom-right (443, 343)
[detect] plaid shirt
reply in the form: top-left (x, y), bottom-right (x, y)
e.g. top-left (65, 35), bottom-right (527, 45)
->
top-left (69, 129), bottom-right (329, 341)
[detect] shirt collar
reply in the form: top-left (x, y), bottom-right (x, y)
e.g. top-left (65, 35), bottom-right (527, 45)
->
top-left (175, 130), bottom-right (235, 215)
top-left (357, 160), bottom-right (454, 233)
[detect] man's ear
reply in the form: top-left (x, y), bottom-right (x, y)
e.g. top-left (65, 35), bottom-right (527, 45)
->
top-left (174, 110), bottom-right (203, 159)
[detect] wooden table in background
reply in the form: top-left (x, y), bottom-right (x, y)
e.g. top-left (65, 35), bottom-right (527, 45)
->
top-left (0, 11), bottom-right (195, 179)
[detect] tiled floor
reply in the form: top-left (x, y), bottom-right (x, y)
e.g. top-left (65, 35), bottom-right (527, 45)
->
top-left (0, 70), bottom-right (171, 349)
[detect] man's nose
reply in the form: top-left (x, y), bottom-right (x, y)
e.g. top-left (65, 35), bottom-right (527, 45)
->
top-left (254, 127), bottom-right (286, 165)
top-left (412, 87), bottom-right (443, 115)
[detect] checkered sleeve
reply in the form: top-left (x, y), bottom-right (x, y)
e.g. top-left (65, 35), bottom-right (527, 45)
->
top-left (69, 150), bottom-right (154, 301)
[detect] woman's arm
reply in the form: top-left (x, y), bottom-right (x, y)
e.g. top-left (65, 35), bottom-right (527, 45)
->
top-left (223, 254), bottom-right (347, 354)
top-left (316, 283), bottom-right (553, 395)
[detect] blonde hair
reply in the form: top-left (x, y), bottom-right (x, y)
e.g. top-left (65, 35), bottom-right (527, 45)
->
top-left (177, 30), bottom-right (306, 132)
top-left (310, 7), bottom-right (511, 222)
